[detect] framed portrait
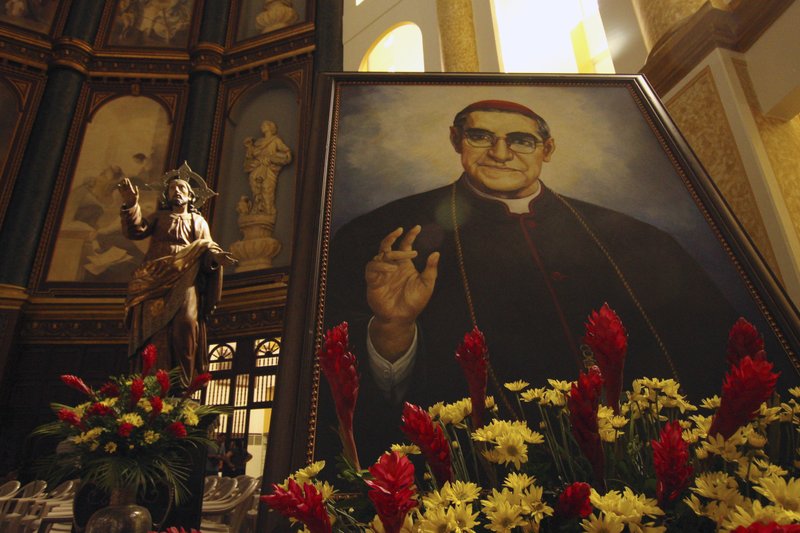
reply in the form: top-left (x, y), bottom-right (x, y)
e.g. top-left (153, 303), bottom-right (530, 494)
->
top-left (97, 0), bottom-right (199, 50)
top-left (231, 0), bottom-right (308, 43)
top-left (266, 73), bottom-right (800, 481)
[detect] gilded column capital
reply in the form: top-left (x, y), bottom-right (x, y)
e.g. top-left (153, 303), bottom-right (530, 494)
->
top-left (50, 36), bottom-right (94, 75)
top-left (190, 42), bottom-right (225, 76)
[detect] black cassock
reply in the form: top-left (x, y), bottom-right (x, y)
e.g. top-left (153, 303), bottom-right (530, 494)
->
top-left (318, 175), bottom-right (739, 465)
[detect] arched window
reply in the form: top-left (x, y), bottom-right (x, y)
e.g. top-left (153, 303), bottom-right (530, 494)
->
top-left (359, 22), bottom-right (424, 72)
top-left (492, 0), bottom-right (614, 73)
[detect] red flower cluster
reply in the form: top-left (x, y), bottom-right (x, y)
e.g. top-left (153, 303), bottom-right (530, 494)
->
top-left (556, 481), bottom-right (592, 519)
top-left (60, 375), bottom-right (93, 397)
top-left (726, 317), bottom-right (766, 366)
top-left (156, 370), bottom-right (170, 397)
top-left (583, 303), bottom-right (627, 413)
top-left (651, 421), bottom-right (693, 505)
top-left (98, 382), bottom-right (120, 397)
top-left (57, 408), bottom-right (81, 427)
top-left (131, 378), bottom-right (145, 406)
top-left (568, 369), bottom-right (605, 483)
top-left (708, 355), bottom-right (779, 439)
top-left (185, 372), bottom-right (212, 397)
top-left (733, 523), bottom-right (800, 533)
top-left (167, 421), bottom-right (187, 438)
top-left (400, 402), bottom-right (453, 486)
top-left (150, 396), bottom-right (163, 417)
top-left (142, 344), bottom-right (158, 376)
top-left (118, 422), bottom-right (135, 437)
top-left (317, 322), bottom-right (360, 469)
top-left (365, 452), bottom-right (418, 533)
top-left (261, 478), bottom-right (332, 533)
top-left (454, 326), bottom-right (489, 428)
top-left (86, 403), bottom-right (113, 417)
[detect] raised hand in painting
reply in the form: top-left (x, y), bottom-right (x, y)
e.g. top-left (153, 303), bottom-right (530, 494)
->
top-left (365, 225), bottom-right (439, 362)
top-left (118, 177), bottom-right (139, 208)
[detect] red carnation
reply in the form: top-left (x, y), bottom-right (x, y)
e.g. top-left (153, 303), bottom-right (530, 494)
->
top-left (60, 375), bottom-right (93, 397)
top-left (261, 478), bottom-right (332, 533)
top-left (651, 420), bottom-right (693, 505)
top-left (454, 326), bottom-right (489, 428)
top-left (733, 523), bottom-right (800, 532)
top-left (317, 322), bottom-right (360, 470)
top-left (726, 318), bottom-right (766, 366)
top-left (141, 344), bottom-right (157, 376)
top-left (130, 378), bottom-right (145, 406)
top-left (708, 355), bottom-right (779, 439)
top-left (150, 396), bottom-right (163, 417)
top-left (556, 482), bottom-right (592, 519)
top-left (86, 403), bottom-right (113, 417)
top-left (568, 368), bottom-right (605, 484)
top-left (57, 408), bottom-right (82, 427)
top-left (583, 303), bottom-right (627, 413)
top-left (185, 372), bottom-right (212, 397)
top-left (167, 421), bottom-right (187, 438)
top-left (156, 370), bottom-right (170, 397)
top-left (118, 422), bottom-right (135, 437)
top-left (400, 402), bottom-right (453, 486)
top-left (365, 452), bottom-right (418, 533)
top-left (99, 382), bottom-right (120, 397)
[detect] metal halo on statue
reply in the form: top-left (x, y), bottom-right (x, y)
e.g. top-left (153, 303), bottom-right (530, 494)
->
top-left (160, 161), bottom-right (217, 208)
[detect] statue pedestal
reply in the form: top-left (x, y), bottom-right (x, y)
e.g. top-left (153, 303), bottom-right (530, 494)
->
top-left (231, 213), bottom-right (281, 272)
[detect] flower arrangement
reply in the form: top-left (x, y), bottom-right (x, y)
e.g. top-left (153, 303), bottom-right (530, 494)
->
top-left (263, 307), bottom-right (800, 532)
top-left (33, 344), bottom-right (230, 506)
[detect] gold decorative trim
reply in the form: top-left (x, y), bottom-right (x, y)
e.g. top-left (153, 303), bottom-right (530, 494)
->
top-left (0, 284), bottom-right (28, 310)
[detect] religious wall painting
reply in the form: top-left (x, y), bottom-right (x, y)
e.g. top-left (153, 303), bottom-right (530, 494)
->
top-left (106, 0), bottom-right (196, 48)
top-left (0, 78), bottom-right (20, 187)
top-left (46, 95), bottom-right (171, 283)
top-left (0, 0), bottom-right (59, 34)
top-left (234, 0), bottom-right (304, 42)
top-left (268, 74), bottom-right (800, 476)
top-left (213, 82), bottom-right (299, 273)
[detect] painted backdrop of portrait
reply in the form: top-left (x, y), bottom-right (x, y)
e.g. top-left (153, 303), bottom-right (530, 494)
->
top-left (318, 82), bottom-right (799, 464)
top-left (47, 95), bottom-right (170, 283)
top-left (108, 0), bottom-right (195, 48)
top-left (235, 0), bottom-right (304, 42)
top-left (213, 84), bottom-right (299, 271)
top-left (0, 80), bottom-right (20, 180)
top-left (0, 0), bottom-right (58, 33)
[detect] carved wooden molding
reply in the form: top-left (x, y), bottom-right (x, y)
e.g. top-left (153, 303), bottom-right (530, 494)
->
top-left (641, 0), bottom-right (794, 95)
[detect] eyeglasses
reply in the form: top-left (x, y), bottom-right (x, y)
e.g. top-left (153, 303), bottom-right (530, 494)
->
top-left (463, 128), bottom-right (543, 154)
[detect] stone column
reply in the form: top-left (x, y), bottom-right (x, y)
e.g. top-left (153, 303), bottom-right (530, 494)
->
top-left (632, 0), bottom-right (731, 52)
top-left (435, 0), bottom-right (480, 72)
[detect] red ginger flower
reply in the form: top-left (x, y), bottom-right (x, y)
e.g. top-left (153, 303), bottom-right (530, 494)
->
top-left (141, 343), bottom-right (157, 376)
top-left (568, 368), bottom-right (605, 484)
top-left (400, 402), bottom-right (453, 486)
top-left (57, 408), bottom-right (82, 427)
top-left (733, 523), bottom-right (800, 533)
top-left (60, 375), bottom-right (93, 397)
top-left (86, 403), bottom-right (113, 417)
top-left (708, 355), bottom-right (779, 439)
top-left (118, 422), bottom-right (135, 437)
top-left (261, 478), bottom-right (332, 533)
top-left (727, 317), bottom-right (766, 366)
top-left (317, 322), bottom-right (360, 469)
top-left (454, 326), bottom-right (489, 428)
top-left (99, 382), bottom-right (120, 397)
top-left (156, 370), bottom-right (170, 397)
top-left (583, 303), bottom-right (627, 413)
top-left (556, 481), bottom-right (592, 518)
top-left (130, 378), bottom-right (145, 406)
top-left (167, 421), bottom-right (187, 438)
top-left (365, 452), bottom-right (418, 533)
top-left (150, 396), bottom-right (163, 417)
top-left (185, 372), bottom-right (212, 397)
top-left (651, 420), bottom-right (693, 505)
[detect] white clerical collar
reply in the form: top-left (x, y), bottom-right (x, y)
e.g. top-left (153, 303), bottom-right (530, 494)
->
top-left (465, 178), bottom-right (542, 214)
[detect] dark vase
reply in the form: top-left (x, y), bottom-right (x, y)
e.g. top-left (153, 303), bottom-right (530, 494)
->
top-left (85, 487), bottom-right (152, 533)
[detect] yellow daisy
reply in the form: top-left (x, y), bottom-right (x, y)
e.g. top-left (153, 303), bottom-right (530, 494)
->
top-left (504, 381), bottom-right (529, 392)
top-left (580, 513), bottom-right (624, 533)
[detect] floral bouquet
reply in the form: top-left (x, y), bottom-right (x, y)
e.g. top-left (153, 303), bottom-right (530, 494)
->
top-left (33, 344), bottom-right (230, 506)
top-left (263, 306), bottom-right (800, 532)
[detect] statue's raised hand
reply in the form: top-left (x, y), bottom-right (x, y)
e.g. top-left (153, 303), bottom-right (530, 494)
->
top-left (118, 177), bottom-right (139, 208)
top-left (365, 226), bottom-right (439, 360)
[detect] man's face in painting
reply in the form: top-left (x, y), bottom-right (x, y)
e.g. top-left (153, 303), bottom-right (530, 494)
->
top-left (451, 110), bottom-right (555, 199)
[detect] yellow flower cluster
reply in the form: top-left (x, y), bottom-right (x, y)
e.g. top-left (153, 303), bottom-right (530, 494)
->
top-left (428, 397), bottom-right (497, 428)
top-left (416, 481), bottom-right (481, 532)
top-left (472, 420), bottom-right (544, 469)
top-left (284, 460), bottom-right (335, 503)
top-left (622, 378), bottom-right (696, 421)
top-left (481, 474), bottom-right (553, 532)
top-left (117, 412), bottom-right (144, 427)
top-left (585, 487), bottom-right (664, 532)
top-left (518, 379), bottom-right (572, 407)
top-left (391, 443), bottom-right (422, 456)
top-left (182, 403), bottom-right (199, 426)
top-left (143, 430), bottom-right (160, 445)
top-left (69, 427), bottom-right (105, 447)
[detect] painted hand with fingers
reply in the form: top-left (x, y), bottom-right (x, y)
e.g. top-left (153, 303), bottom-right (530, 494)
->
top-left (365, 225), bottom-right (440, 327)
